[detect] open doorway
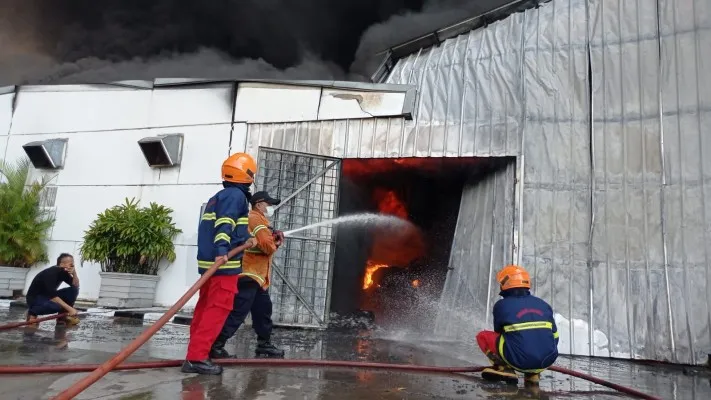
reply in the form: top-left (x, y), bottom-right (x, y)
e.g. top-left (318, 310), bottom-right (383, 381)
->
top-left (329, 157), bottom-right (511, 333)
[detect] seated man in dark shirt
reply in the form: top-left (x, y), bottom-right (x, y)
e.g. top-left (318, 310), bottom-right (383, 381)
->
top-left (26, 253), bottom-right (81, 327)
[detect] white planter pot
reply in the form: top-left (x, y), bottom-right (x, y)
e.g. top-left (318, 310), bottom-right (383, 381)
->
top-left (0, 266), bottom-right (29, 298)
top-left (97, 272), bottom-right (160, 308)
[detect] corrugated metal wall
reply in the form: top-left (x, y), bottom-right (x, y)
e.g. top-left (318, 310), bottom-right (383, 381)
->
top-left (386, 0), bottom-right (711, 364)
top-left (653, 0), bottom-right (711, 364)
top-left (244, 118), bottom-right (410, 158)
top-left (242, 116), bottom-right (519, 159)
top-left (386, 21), bottom-right (524, 158)
top-left (435, 161), bottom-right (516, 339)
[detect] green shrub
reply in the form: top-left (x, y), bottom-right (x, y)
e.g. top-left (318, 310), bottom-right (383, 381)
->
top-left (0, 158), bottom-right (55, 268)
top-left (80, 198), bottom-right (182, 275)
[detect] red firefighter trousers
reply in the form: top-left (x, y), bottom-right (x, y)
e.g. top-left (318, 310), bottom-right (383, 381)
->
top-left (186, 274), bottom-right (238, 361)
top-left (476, 330), bottom-right (501, 358)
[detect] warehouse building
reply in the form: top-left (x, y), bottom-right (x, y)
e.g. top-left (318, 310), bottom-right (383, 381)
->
top-left (0, 0), bottom-right (708, 366)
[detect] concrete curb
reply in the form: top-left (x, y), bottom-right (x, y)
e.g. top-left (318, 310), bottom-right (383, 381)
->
top-left (0, 299), bottom-right (194, 326)
top-left (125, 311), bottom-right (194, 326)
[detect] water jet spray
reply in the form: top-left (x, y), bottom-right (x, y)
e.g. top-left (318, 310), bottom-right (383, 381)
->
top-left (282, 213), bottom-right (411, 237)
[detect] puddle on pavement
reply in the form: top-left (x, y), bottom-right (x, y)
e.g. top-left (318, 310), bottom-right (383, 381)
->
top-left (1, 307), bottom-right (710, 399)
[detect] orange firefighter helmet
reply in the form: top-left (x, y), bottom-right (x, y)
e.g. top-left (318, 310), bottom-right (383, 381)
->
top-left (496, 264), bottom-right (531, 291)
top-left (221, 153), bottom-right (257, 184)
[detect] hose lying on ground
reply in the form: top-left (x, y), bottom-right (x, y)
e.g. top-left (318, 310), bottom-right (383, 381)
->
top-left (0, 359), bottom-right (484, 374)
top-left (0, 239), bottom-right (662, 400)
top-left (0, 308), bottom-right (169, 331)
top-left (50, 241), bottom-right (255, 400)
top-left (547, 366), bottom-right (660, 400)
top-left (0, 359), bottom-right (661, 400)
top-left (0, 313), bottom-right (70, 331)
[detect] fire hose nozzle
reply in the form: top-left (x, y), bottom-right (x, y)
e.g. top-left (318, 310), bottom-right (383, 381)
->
top-left (271, 228), bottom-right (285, 243)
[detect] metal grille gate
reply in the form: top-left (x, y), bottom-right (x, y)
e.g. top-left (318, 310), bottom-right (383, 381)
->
top-left (256, 148), bottom-right (341, 329)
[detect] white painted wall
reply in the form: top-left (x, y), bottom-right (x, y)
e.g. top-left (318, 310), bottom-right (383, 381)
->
top-left (234, 83), bottom-right (321, 123)
top-left (233, 81), bottom-right (414, 123)
top-left (0, 80), bottom-right (413, 308)
top-left (2, 84), bottom-right (235, 307)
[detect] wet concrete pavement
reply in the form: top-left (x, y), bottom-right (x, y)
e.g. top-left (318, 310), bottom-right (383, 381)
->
top-left (1, 307), bottom-right (709, 399)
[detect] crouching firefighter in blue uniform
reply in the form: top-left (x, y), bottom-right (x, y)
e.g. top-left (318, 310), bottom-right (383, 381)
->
top-left (476, 264), bottom-right (559, 385)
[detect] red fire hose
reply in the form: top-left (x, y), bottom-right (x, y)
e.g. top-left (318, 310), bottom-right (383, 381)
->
top-left (0, 312), bottom-right (69, 331)
top-left (0, 240), bottom-right (661, 400)
top-left (547, 365), bottom-right (661, 399)
top-left (0, 359), bottom-right (661, 400)
top-left (0, 307), bottom-right (167, 331)
top-left (50, 241), bottom-right (255, 400)
top-left (0, 359), bottom-right (484, 374)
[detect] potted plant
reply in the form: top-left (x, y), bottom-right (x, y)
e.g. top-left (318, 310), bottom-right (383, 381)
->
top-left (80, 198), bottom-right (182, 308)
top-left (0, 158), bottom-right (55, 298)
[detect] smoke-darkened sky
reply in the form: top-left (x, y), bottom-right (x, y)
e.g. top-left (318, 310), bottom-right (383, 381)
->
top-left (0, 0), bottom-right (514, 85)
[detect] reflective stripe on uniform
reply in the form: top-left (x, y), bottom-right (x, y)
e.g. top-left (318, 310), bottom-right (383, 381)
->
top-left (239, 272), bottom-right (266, 285)
top-left (202, 212), bottom-right (216, 221)
top-left (497, 321), bottom-right (555, 373)
top-left (503, 321), bottom-right (553, 333)
top-left (214, 233), bottom-right (231, 243)
top-left (245, 248), bottom-right (266, 254)
top-left (198, 260), bottom-right (241, 269)
top-left (252, 224), bottom-right (268, 235)
top-left (214, 216), bottom-right (248, 229)
top-left (215, 217), bottom-right (236, 228)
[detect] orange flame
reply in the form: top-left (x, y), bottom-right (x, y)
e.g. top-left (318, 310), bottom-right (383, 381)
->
top-left (372, 188), bottom-right (408, 219)
top-left (361, 189), bottom-right (425, 289)
top-left (363, 262), bottom-right (388, 289)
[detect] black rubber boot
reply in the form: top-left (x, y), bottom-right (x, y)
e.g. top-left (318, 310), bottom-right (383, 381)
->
top-left (484, 350), bottom-right (503, 365)
top-left (209, 337), bottom-right (232, 359)
top-left (255, 339), bottom-right (285, 358)
top-left (181, 359), bottom-right (223, 375)
top-left (524, 372), bottom-right (540, 385)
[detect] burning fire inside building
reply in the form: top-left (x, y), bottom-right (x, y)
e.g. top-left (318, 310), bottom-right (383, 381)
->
top-left (329, 157), bottom-right (491, 332)
top-left (361, 188), bottom-right (424, 291)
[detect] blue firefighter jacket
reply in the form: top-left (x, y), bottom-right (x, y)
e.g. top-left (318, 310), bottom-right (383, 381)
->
top-left (493, 289), bottom-right (559, 372)
top-left (196, 186), bottom-right (251, 276)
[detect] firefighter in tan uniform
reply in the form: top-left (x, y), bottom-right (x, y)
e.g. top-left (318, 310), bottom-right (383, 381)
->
top-left (210, 191), bottom-right (285, 358)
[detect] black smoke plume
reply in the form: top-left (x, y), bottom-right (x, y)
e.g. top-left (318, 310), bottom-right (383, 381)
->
top-left (0, 0), bottom-right (513, 85)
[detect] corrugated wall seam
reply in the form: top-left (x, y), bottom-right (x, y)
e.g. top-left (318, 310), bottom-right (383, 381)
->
top-left (412, 49), bottom-right (435, 155)
top-left (669, 0), bottom-right (693, 364)
top-left (584, 0), bottom-right (595, 359)
top-left (514, 9), bottom-right (528, 266)
top-left (655, 0), bottom-right (676, 360)
top-left (442, 35), bottom-right (461, 157)
top-left (694, 0), bottom-right (711, 359)
top-left (457, 33), bottom-right (474, 157)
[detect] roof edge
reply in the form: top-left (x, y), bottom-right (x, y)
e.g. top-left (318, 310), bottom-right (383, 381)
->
top-left (12, 79), bottom-right (416, 93)
top-left (0, 86), bottom-right (16, 96)
top-left (372, 0), bottom-right (549, 70)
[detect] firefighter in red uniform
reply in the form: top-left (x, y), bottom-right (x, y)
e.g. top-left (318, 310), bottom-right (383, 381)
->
top-left (476, 264), bottom-right (559, 385)
top-left (182, 153), bottom-right (259, 375)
